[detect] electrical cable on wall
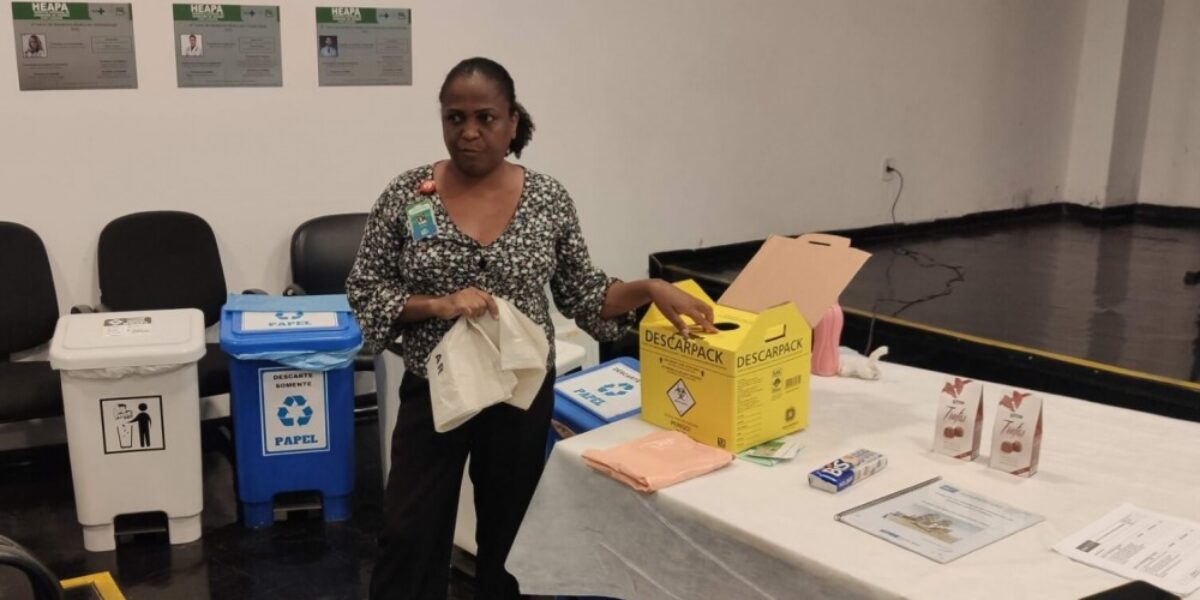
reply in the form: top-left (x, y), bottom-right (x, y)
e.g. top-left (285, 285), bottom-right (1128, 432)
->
top-left (864, 167), bottom-right (966, 352)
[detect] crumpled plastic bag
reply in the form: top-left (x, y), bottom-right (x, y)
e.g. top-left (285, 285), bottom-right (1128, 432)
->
top-left (62, 363), bottom-right (189, 379)
top-left (228, 345), bottom-right (362, 372)
top-left (427, 298), bottom-right (549, 432)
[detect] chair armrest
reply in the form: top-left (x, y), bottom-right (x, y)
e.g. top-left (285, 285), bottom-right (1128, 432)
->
top-left (71, 303), bottom-right (110, 313)
top-left (353, 350), bottom-right (375, 372)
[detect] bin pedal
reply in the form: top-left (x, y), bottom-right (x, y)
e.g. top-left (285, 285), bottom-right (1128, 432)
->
top-left (272, 491), bottom-right (324, 522)
top-left (113, 512), bottom-right (169, 541)
top-left (450, 546), bottom-right (476, 578)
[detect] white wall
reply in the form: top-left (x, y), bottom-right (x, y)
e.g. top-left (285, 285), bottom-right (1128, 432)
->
top-left (1139, 0), bottom-right (1200, 207)
top-left (0, 0), bottom-right (1088, 315)
top-left (1062, 0), bottom-right (1164, 208)
top-left (1105, 0), bottom-right (1163, 205)
top-left (1063, 0), bottom-right (1127, 206)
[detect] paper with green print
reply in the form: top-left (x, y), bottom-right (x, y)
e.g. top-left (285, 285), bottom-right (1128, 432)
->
top-left (11, 2), bottom-right (137, 91)
top-left (173, 4), bottom-right (281, 88)
top-left (315, 7), bottom-right (411, 87)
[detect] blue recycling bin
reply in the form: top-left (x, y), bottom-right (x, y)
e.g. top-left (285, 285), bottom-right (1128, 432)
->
top-left (219, 296), bottom-right (362, 528)
top-left (547, 357), bottom-right (641, 458)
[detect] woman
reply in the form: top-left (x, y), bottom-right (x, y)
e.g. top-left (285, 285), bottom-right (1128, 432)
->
top-left (347, 57), bottom-right (714, 599)
top-left (23, 35), bottom-right (46, 58)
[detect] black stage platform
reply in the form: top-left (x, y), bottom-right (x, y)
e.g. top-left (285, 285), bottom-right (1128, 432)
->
top-left (648, 203), bottom-right (1200, 422)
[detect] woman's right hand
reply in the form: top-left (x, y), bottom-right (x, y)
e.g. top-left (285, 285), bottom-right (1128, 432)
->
top-left (436, 287), bottom-right (498, 320)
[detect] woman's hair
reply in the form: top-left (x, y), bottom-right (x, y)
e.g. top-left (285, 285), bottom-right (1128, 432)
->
top-left (439, 57), bottom-right (535, 158)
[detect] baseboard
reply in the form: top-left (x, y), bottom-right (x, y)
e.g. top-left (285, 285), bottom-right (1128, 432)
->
top-left (1128, 203), bottom-right (1200, 226)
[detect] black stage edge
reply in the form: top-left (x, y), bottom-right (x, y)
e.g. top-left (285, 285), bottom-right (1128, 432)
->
top-left (646, 202), bottom-right (1200, 423)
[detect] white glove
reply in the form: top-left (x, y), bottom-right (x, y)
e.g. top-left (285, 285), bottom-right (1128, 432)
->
top-left (838, 346), bottom-right (888, 380)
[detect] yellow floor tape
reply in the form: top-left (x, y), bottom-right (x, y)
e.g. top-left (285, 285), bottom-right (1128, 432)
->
top-left (60, 572), bottom-right (126, 600)
top-left (843, 307), bottom-right (1200, 392)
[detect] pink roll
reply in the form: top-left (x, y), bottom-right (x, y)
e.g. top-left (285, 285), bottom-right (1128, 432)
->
top-left (812, 303), bottom-right (843, 377)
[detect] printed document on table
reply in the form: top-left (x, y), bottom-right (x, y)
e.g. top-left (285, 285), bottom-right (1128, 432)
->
top-left (1054, 503), bottom-right (1200, 596)
top-left (836, 477), bottom-right (1044, 563)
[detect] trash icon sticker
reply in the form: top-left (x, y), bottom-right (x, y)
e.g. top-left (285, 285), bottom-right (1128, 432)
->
top-left (100, 396), bottom-right (165, 454)
top-left (260, 368), bottom-right (329, 456)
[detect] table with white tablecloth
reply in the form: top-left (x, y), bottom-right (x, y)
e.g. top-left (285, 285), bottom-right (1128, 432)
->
top-left (507, 361), bottom-right (1200, 599)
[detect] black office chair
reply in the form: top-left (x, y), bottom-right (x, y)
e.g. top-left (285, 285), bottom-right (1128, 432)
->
top-left (0, 535), bottom-right (62, 600)
top-left (95, 211), bottom-right (231, 397)
top-left (284, 213), bottom-right (376, 412)
top-left (284, 213), bottom-right (369, 297)
top-left (0, 222), bottom-right (63, 425)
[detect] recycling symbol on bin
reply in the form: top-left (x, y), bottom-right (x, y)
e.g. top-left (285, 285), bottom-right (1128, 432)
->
top-left (597, 382), bottom-right (635, 397)
top-left (277, 395), bottom-right (313, 427)
top-left (275, 310), bottom-right (304, 321)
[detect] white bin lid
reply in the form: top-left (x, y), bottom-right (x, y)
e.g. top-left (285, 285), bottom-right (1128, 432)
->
top-left (50, 308), bottom-right (207, 371)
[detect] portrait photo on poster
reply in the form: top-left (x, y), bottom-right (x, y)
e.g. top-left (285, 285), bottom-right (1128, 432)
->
top-left (319, 35), bottom-right (338, 57)
top-left (21, 34), bottom-right (47, 58)
top-left (180, 33), bottom-right (203, 56)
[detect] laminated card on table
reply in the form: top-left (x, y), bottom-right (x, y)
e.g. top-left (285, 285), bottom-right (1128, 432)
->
top-left (836, 477), bottom-right (1044, 563)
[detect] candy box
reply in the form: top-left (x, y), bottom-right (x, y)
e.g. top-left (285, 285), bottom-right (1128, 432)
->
top-left (988, 390), bottom-right (1043, 477)
top-left (932, 377), bottom-right (984, 460)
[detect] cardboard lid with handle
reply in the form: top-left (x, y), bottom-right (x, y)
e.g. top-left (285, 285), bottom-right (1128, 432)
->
top-left (718, 234), bottom-right (870, 327)
top-left (49, 308), bottom-right (207, 371)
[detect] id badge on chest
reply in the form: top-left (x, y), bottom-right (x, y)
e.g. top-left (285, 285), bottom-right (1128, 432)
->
top-left (407, 200), bottom-right (439, 242)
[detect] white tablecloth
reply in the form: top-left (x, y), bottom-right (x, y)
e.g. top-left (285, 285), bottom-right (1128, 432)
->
top-left (507, 361), bottom-right (1200, 599)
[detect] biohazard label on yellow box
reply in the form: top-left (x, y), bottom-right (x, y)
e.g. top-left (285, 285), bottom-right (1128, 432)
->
top-left (640, 280), bottom-right (811, 453)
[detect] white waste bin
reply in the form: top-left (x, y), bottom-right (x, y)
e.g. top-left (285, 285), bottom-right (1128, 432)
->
top-left (49, 308), bottom-right (206, 552)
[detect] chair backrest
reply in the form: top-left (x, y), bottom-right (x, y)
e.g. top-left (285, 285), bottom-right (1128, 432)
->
top-left (0, 222), bottom-right (58, 357)
top-left (0, 535), bottom-right (62, 600)
top-left (98, 211), bottom-right (227, 327)
top-left (290, 213), bottom-right (369, 296)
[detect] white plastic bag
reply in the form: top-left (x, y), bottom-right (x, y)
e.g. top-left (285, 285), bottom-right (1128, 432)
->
top-left (426, 298), bottom-right (549, 432)
top-left (495, 299), bottom-right (550, 410)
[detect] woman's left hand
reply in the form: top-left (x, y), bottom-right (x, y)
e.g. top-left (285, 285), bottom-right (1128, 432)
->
top-left (646, 280), bottom-right (717, 336)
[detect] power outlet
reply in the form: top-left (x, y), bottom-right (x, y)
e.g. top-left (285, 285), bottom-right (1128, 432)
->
top-left (881, 157), bottom-right (896, 181)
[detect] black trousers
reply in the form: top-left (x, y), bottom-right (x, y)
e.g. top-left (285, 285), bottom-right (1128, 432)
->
top-left (370, 370), bottom-right (555, 600)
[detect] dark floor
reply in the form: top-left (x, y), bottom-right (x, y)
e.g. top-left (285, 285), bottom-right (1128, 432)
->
top-left (658, 220), bottom-right (1200, 384)
top-left (648, 210), bottom-right (1200, 420)
top-left (843, 220), bottom-right (1200, 383)
top-left (0, 416), bottom-right (480, 600)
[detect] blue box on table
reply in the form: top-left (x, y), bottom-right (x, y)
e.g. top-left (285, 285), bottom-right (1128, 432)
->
top-left (547, 357), bottom-right (641, 458)
top-left (219, 295), bottom-right (362, 528)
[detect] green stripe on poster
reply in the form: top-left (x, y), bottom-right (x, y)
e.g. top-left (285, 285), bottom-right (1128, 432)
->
top-left (172, 4), bottom-right (243, 22)
top-left (12, 2), bottom-right (92, 21)
top-left (317, 7), bottom-right (383, 25)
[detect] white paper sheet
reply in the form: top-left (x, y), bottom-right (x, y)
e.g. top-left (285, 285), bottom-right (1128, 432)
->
top-left (1054, 504), bottom-right (1200, 596)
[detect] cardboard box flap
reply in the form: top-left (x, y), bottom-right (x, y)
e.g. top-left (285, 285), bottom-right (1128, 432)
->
top-left (746, 302), bottom-right (808, 347)
top-left (718, 234), bottom-right (870, 326)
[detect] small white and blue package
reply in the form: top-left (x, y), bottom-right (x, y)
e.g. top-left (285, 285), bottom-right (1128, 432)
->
top-left (808, 449), bottom-right (888, 493)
